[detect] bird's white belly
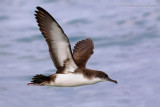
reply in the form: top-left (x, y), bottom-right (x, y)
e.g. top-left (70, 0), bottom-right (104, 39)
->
top-left (48, 73), bottom-right (102, 87)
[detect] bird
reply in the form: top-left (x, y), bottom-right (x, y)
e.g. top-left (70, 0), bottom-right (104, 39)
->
top-left (27, 6), bottom-right (117, 87)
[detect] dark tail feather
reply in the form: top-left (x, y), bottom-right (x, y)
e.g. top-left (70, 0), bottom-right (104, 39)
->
top-left (28, 74), bottom-right (50, 85)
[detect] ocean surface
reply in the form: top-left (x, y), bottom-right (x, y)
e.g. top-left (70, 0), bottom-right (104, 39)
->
top-left (0, 0), bottom-right (160, 107)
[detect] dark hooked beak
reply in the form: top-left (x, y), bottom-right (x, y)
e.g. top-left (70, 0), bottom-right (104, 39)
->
top-left (107, 78), bottom-right (118, 84)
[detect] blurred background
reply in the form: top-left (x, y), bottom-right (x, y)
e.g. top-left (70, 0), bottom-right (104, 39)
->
top-left (0, 0), bottom-right (160, 107)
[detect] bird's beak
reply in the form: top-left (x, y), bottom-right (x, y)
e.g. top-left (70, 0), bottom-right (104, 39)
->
top-left (107, 78), bottom-right (118, 84)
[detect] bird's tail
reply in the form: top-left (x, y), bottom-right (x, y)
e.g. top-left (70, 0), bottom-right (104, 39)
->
top-left (28, 74), bottom-right (50, 86)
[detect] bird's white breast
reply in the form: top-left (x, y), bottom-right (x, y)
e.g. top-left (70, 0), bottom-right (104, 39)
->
top-left (48, 73), bottom-right (103, 87)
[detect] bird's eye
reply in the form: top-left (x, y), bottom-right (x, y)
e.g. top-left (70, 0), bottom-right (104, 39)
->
top-left (101, 75), bottom-right (104, 78)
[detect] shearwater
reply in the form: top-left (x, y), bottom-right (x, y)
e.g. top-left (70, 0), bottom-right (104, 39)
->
top-left (28, 6), bottom-right (117, 87)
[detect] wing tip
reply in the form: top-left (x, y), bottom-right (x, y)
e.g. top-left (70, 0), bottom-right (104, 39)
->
top-left (86, 38), bottom-right (92, 41)
top-left (74, 38), bottom-right (94, 49)
top-left (36, 6), bottom-right (43, 11)
top-left (73, 38), bottom-right (94, 57)
top-left (35, 6), bottom-right (49, 16)
top-left (35, 6), bottom-right (44, 18)
top-left (34, 6), bottom-right (60, 26)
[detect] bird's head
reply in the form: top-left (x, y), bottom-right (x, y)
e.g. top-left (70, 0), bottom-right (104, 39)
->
top-left (96, 71), bottom-right (118, 84)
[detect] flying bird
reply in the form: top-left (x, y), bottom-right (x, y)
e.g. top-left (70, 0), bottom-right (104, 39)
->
top-left (28, 6), bottom-right (117, 87)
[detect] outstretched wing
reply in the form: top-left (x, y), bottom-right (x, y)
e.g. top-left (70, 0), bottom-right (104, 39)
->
top-left (35, 7), bottom-right (78, 73)
top-left (73, 38), bottom-right (94, 68)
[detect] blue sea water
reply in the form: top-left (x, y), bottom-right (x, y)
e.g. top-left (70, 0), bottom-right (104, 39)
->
top-left (0, 0), bottom-right (160, 107)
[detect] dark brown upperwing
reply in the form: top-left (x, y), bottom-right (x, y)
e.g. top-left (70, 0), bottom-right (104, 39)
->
top-left (73, 38), bottom-right (94, 68)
